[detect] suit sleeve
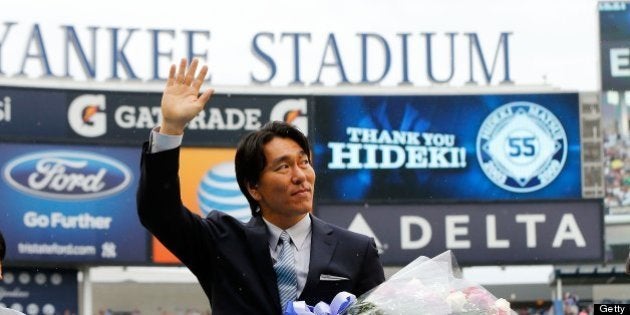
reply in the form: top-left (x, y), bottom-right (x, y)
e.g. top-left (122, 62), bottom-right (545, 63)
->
top-left (136, 142), bottom-right (215, 274)
top-left (355, 237), bottom-right (385, 296)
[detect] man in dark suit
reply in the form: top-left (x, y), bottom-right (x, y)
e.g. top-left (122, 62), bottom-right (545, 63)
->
top-left (137, 58), bottom-right (385, 314)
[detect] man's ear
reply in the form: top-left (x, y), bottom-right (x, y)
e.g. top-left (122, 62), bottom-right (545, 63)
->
top-left (246, 182), bottom-right (261, 201)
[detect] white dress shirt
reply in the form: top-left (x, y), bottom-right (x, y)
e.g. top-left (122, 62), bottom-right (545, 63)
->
top-left (263, 215), bottom-right (312, 298)
top-left (149, 127), bottom-right (182, 153)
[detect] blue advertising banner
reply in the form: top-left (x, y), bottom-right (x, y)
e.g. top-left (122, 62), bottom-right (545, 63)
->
top-left (0, 87), bottom-right (68, 140)
top-left (313, 93), bottom-right (581, 203)
top-left (0, 143), bottom-right (147, 264)
top-left (0, 267), bottom-right (78, 314)
top-left (316, 199), bottom-right (603, 265)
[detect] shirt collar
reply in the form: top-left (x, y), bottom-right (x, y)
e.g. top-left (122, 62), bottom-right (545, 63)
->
top-left (263, 214), bottom-right (312, 251)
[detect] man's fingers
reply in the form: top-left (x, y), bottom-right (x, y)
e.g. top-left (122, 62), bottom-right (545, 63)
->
top-left (166, 64), bottom-right (176, 86)
top-left (192, 65), bottom-right (209, 91)
top-left (176, 58), bottom-right (187, 83)
top-left (197, 88), bottom-right (214, 107)
top-left (185, 59), bottom-right (198, 85)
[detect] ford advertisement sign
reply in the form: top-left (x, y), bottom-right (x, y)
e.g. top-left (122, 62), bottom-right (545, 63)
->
top-left (3, 151), bottom-right (132, 200)
top-left (0, 143), bottom-right (147, 264)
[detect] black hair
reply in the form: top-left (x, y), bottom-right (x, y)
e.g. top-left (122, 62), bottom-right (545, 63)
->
top-left (234, 121), bottom-right (311, 217)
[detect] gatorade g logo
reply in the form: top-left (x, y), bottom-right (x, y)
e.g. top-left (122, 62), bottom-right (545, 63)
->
top-left (68, 94), bottom-right (106, 137)
top-left (476, 102), bottom-right (568, 193)
top-left (270, 98), bottom-right (308, 136)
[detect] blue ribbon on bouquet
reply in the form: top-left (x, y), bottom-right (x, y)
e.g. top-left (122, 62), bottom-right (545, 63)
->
top-left (284, 291), bottom-right (356, 315)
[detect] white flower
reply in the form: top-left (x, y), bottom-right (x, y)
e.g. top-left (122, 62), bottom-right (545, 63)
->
top-left (446, 291), bottom-right (467, 312)
top-left (495, 298), bottom-right (511, 313)
top-left (408, 278), bottom-right (423, 286)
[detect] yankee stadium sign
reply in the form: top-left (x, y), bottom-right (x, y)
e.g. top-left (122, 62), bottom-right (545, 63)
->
top-left (0, 22), bottom-right (512, 86)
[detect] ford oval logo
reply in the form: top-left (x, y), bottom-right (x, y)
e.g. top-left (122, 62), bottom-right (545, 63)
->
top-left (2, 151), bottom-right (132, 200)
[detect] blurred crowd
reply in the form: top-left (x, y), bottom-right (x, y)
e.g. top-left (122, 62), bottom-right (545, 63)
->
top-left (603, 133), bottom-right (630, 213)
top-left (511, 291), bottom-right (630, 315)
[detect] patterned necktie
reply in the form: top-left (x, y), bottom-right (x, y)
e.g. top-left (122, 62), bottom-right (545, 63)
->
top-left (274, 231), bottom-right (297, 313)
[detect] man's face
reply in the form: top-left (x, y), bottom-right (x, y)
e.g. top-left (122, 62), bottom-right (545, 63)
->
top-left (248, 137), bottom-right (315, 226)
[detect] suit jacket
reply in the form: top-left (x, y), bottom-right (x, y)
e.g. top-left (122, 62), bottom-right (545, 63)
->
top-left (137, 143), bottom-right (385, 315)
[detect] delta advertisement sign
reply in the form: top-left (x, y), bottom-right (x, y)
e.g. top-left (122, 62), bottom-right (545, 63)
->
top-left (0, 85), bottom-right (310, 147)
top-left (151, 147), bottom-right (246, 264)
top-left (313, 93), bottom-right (582, 203)
top-left (317, 200), bottom-right (603, 265)
top-left (0, 143), bottom-right (146, 264)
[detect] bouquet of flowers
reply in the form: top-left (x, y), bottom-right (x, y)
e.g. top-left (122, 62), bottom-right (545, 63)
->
top-left (286, 250), bottom-right (516, 315)
top-left (346, 250), bottom-right (515, 315)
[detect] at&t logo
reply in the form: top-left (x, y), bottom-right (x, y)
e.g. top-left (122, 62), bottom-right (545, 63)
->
top-left (68, 94), bottom-right (106, 137)
top-left (197, 162), bottom-right (250, 222)
top-left (476, 102), bottom-right (567, 193)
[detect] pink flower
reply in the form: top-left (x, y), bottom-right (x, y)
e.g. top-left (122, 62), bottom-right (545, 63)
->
top-left (465, 287), bottom-right (495, 310)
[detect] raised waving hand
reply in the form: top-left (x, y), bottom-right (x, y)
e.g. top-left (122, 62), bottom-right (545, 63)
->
top-left (160, 58), bottom-right (214, 135)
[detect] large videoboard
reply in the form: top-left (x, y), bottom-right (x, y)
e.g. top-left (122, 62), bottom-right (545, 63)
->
top-left (0, 85), bottom-right (604, 267)
top-left (313, 93), bottom-right (585, 203)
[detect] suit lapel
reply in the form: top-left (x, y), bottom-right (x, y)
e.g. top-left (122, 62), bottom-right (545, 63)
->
top-left (245, 216), bottom-right (281, 311)
top-left (300, 215), bottom-right (337, 299)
